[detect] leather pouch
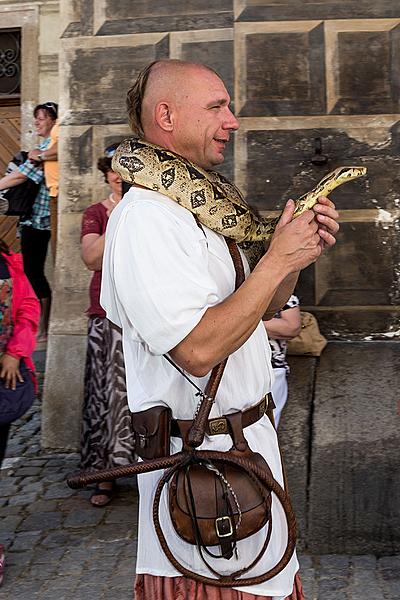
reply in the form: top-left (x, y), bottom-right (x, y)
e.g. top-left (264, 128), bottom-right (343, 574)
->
top-left (131, 405), bottom-right (172, 460)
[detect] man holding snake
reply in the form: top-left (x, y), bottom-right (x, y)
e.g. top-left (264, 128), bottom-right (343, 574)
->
top-left (101, 60), bottom-right (340, 599)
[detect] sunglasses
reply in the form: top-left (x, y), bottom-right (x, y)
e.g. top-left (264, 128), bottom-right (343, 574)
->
top-left (104, 146), bottom-right (117, 158)
top-left (40, 102), bottom-right (58, 117)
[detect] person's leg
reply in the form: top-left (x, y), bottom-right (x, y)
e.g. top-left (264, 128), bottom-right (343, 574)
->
top-left (49, 196), bottom-right (58, 263)
top-left (0, 422), bottom-right (11, 467)
top-left (271, 367), bottom-right (288, 427)
top-left (80, 317), bottom-right (115, 506)
top-left (20, 225), bottom-right (51, 339)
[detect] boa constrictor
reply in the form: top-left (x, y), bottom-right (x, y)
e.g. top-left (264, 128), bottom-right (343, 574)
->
top-left (112, 138), bottom-right (367, 261)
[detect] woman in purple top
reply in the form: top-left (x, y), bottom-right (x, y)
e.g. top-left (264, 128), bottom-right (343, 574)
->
top-left (80, 144), bottom-right (135, 506)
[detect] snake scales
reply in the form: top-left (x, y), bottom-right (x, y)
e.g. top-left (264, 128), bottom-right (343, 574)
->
top-left (112, 138), bottom-right (367, 257)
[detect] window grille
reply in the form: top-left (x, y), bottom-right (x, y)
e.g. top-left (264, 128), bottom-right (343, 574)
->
top-left (0, 29), bottom-right (21, 99)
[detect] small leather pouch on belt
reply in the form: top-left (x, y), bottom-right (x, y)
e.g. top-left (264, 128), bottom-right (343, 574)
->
top-left (131, 405), bottom-right (172, 460)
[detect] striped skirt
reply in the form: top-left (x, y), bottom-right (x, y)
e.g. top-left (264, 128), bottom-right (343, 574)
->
top-left (134, 572), bottom-right (304, 600)
top-left (81, 316), bottom-right (136, 470)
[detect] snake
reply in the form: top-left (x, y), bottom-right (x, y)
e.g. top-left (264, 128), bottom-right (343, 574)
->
top-left (112, 138), bottom-right (367, 260)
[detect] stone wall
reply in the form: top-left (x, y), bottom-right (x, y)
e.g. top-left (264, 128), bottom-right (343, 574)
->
top-left (280, 342), bottom-right (400, 554)
top-left (37, 0), bottom-right (400, 553)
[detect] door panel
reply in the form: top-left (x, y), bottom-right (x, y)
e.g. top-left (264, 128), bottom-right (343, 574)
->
top-left (0, 105), bottom-right (21, 251)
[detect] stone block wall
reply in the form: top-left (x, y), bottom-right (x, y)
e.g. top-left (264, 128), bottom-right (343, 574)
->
top-left (280, 341), bottom-right (400, 554)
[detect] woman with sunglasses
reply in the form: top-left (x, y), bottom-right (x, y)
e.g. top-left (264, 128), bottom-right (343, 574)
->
top-left (80, 143), bottom-right (136, 506)
top-left (0, 101), bottom-right (58, 345)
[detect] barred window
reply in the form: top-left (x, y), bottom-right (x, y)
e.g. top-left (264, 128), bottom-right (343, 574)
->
top-left (0, 29), bottom-right (21, 99)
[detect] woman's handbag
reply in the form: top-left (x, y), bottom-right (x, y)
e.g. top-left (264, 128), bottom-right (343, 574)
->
top-left (0, 360), bottom-right (35, 425)
top-left (0, 151), bottom-right (39, 217)
top-left (287, 311), bottom-right (327, 357)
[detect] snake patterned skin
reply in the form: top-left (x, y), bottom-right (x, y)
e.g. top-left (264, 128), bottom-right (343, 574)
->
top-left (113, 138), bottom-right (367, 244)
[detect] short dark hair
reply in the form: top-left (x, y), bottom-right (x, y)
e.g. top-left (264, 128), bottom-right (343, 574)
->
top-left (97, 142), bottom-right (120, 182)
top-left (126, 61), bottom-right (158, 137)
top-left (33, 102), bottom-right (58, 119)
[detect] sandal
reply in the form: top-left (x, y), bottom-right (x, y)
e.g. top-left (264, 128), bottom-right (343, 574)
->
top-left (90, 482), bottom-right (115, 507)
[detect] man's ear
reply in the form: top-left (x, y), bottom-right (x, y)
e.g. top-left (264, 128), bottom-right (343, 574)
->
top-left (155, 102), bottom-right (174, 132)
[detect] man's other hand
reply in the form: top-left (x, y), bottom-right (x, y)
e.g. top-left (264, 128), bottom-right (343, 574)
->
top-left (312, 196), bottom-right (340, 249)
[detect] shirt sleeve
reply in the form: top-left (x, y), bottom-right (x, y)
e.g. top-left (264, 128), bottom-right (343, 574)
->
top-left (81, 204), bottom-right (104, 239)
top-left (18, 160), bottom-right (44, 185)
top-left (110, 200), bottom-right (221, 355)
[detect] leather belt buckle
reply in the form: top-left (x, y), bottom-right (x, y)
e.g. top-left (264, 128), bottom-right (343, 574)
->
top-left (209, 417), bottom-right (228, 435)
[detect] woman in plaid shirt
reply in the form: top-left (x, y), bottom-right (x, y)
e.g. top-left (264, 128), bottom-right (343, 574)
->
top-left (0, 102), bottom-right (58, 343)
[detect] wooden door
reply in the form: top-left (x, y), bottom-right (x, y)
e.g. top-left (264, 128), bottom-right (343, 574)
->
top-left (0, 105), bottom-right (21, 250)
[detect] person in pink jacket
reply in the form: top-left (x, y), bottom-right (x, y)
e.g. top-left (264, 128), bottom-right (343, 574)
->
top-left (0, 239), bottom-right (40, 586)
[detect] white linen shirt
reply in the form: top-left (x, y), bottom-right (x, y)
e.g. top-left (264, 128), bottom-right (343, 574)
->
top-left (101, 187), bottom-right (299, 598)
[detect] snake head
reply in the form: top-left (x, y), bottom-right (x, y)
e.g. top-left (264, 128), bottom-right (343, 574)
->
top-left (332, 166), bottom-right (367, 182)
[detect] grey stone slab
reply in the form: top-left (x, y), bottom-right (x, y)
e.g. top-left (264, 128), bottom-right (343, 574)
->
top-left (64, 508), bottom-right (105, 528)
top-left (43, 482), bottom-right (77, 499)
top-left (308, 342), bottom-right (400, 554)
top-left (104, 505), bottom-right (136, 524)
top-left (25, 499), bottom-right (58, 513)
top-left (8, 491), bottom-right (39, 506)
top-left (41, 334), bottom-right (87, 450)
top-left (0, 479), bottom-right (20, 496)
top-left (0, 515), bottom-right (23, 533)
top-left (18, 511), bottom-right (63, 532)
top-left (42, 471), bottom-right (68, 483)
top-left (31, 546), bottom-right (66, 564)
top-left (14, 466), bottom-right (43, 477)
top-left (89, 523), bottom-right (134, 543)
top-left (10, 530), bottom-right (42, 551)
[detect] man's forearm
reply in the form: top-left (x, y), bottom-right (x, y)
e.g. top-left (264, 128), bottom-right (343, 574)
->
top-left (0, 170), bottom-right (27, 191)
top-left (262, 271), bottom-right (300, 320)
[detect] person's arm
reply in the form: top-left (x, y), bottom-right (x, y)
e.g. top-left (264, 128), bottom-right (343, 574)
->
top-left (28, 142), bottom-right (58, 163)
top-left (0, 169), bottom-right (28, 191)
top-left (3, 268), bottom-right (40, 389)
top-left (264, 305), bottom-right (301, 340)
top-left (81, 232), bottom-right (106, 271)
top-left (169, 197), bottom-right (339, 376)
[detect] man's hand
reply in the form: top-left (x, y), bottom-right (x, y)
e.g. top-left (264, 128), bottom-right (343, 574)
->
top-left (312, 196), bottom-right (339, 249)
top-left (0, 354), bottom-right (23, 390)
top-left (260, 200), bottom-right (322, 276)
top-left (28, 149), bottom-right (43, 163)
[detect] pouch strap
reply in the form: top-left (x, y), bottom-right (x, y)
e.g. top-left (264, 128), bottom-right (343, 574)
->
top-left (187, 238), bottom-right (245, 448)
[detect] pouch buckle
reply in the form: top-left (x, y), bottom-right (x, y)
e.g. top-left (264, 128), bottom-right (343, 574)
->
top-left (215, 516), bottom-right (233, 538)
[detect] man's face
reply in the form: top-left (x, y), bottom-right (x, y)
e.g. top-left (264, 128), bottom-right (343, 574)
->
top-left (34, 109), bottom-right (55, 138)
top-left (170, 70), bottom-right (239, 170)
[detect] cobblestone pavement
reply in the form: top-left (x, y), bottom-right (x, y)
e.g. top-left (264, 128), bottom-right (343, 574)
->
top-left (0, 351), bottom-right (399, 599)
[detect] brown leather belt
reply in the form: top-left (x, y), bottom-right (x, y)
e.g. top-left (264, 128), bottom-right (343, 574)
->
top-left (170, 393), bottom-right (273, 438)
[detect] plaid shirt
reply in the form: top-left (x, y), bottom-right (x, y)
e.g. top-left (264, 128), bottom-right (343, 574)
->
top-left (19, 138), bottom-right (51, 230)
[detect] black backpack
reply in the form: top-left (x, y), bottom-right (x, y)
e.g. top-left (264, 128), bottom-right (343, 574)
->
top-left (0, 151), bottom-right (40, 217)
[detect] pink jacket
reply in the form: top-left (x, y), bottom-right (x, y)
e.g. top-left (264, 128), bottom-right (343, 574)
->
top-left (3, 252), bottom-right (40, 380)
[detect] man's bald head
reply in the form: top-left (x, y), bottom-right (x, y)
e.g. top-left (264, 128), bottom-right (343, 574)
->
top-left (126, 60), bottom-right (218, 138)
